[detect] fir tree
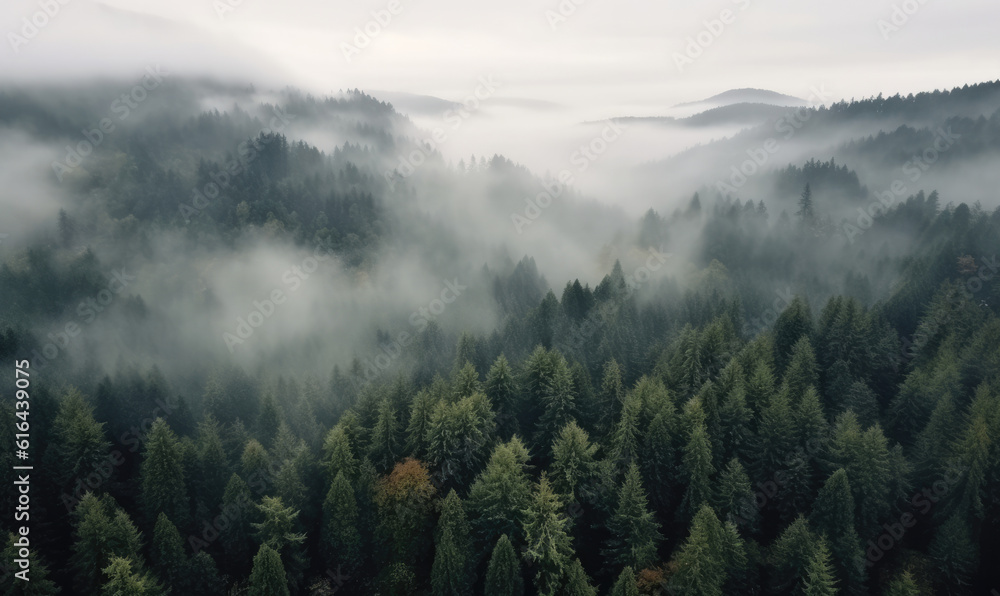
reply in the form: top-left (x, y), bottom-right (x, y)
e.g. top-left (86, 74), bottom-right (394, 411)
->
top-left (609, 567), bottom-right (639, 596)
top-left (369, 398), bottom-right (401, 472)
top-left (603, 463), bottom-right (662, 571)
top-left (809, 469), bottom-right (865, 594)
top-left (2, 532), bottom-right (59, 595)
top-left (670, 505), bottom-right (725, 596)
top-left (247, 544), bottom-right (290, 596)
top-left (150, 513), bottom-right (187, 590)
top-left (485, 355), bottom-right (520, 439)
top-left (928, 513), bottom-right (978, 595)
top-left (802, 539), bottom-right (839, 596)
top-left (883, 571), bottom-right (920, 596)
top-left (551, 420), bottom-right (597, 498)
top-left (100, 557), bottom-right (162, 596)
top-left (321, 471), bottom-right (363, 574)
top-left (716, 458), bottom-right (759, 533)
top-left (522, 474), bottom-right (574, 596)
top-left (770, 516), bottom-right (817, 594)
top-left (563, 559), bottom-right (598, 596)
top-left (140, 419), bottom-right (190, 528)
top-left (467, 438), bottom-right (533, 548)
top-left (484, 535), bottom-right (524, 596)
top-left (679, 421), bottom-right (715, 522)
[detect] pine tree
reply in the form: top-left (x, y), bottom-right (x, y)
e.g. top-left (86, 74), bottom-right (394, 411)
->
top-left (252, 496), bottom-right (307, 590)
top-left (71, 494), bottom-right (144, 593)
top-left (2, 532), bottom-right (59, 595)
top-left (928, 513), bottom-right (978, 595)
top-left (467, 438), bottom-right (532, 548)
top-left (140, 419), bottom-right (189, 527)
top-left (484, 535), bottom-right (524, 596)
top-left (535, 355), bottom-right (577, 452)
top-left (256, 393), bottom-right (283, 448)
top-left (826, 413), bottom-right (897, 538)
top-left (247, 544), bottom-right (290, 596)
top-left (670, 505), bottom-right (725, 596)
top-left (405, 390), bottom-right (437, 458)
top-left (425, 395), bottom-right (492, 490)
top-left (609, 567), bottom-right (638, 596)
top-left (802, 539), bottom-right (838, 596)
top-left (679, 421), bottom-right (715, 522)
top-left (640, 409), bottom-right (676, 514)
top-left (798, 184), bottom-right (815, 229)
top-left (101, 557), bottom-right (162, 596)
top-left (883, 571), bottom-right (920, 596)
top-left (485, 355), bottom-right (520, 439)
top-left (48, 387), bottom-right (110, 490)
top-left (841, 381), bottom-right (879, 428)
top-left (275, 459), bottom-right (309, 518)
top-left (219, 473), bottom-right (255, 569)
top-left (185, 551), bottom-right (225, 595)
top-left (431, 526), bottom-right (467, 596)
top-left (773, 296), bottom-right (813, 374)
top-left (321, 425), bottom-right (358, 483)
top-left (522, 474), bottom-right (574, 596)
top-left (716, 458), bottom-right (759, 533)
top-left (433, 490), bottom-right (472, 594)
top-left (719, 386), bottom-right (754, 464)
top-left (782, 336), bottom-right (819, 401)
top-left (809, 469), bottom-right (864, 594)
top-left (369, 398), bottom-right (401, 472)
top-left (551, 421), bottom-right (597, 497)
top-left (770, 516), bottom-right (816, 594)
top-left (610, 391), bottom-right (642, 469)
top-left (603, 463), bottom-right (662, 570)
top-left (241, 439), bottom-right (273, 494)
top-left (321, 471), bottom-right (362, 574)
top-left (150, 513), bottom-right (187, 590)
top-left (196, 415), bottom-right (229, 511)
top-left (452, 361), bottom-right (482, 400)
top-left (563, 559), bottom-right (598, 596)
top-left (600, 359), bottom-right (626, 429)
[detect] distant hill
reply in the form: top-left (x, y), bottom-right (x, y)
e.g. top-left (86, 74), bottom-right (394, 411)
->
top-left (368, 90), bottom-right (459, 116)
top-left (674, 88), bottom-right (808, 108)
top-left (601, 102), bottom-right (795, 128)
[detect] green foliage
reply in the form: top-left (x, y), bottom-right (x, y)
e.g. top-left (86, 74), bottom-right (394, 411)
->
top-left (883, 571), bottom-right (920, 596)
top-left (809, 469), bottom-right (865, 593)
top-left (551, 420), bottom-right (598, 497)
top-left (563, 559), bottom-right (598, 596)
top-left (100, 557), bottom-right (162, 596)
top-left (485, 355), bottom-right (520, 439)
top-left (802, 539), bottom-right (838, 596)
top-left (522, 474), bottom-right (575, 596)
top-left (603, 463), bottom-right (662, 571)
top-left (679, 420), bottom-right (715, 522)
top-left (609, 567), bottom-right (638, 596)
top-left (150, 514), bottom-right (186, 589)
top-left (2, 533), bottom-right (59, 595)
top-left (670, 505), bottom-right (725, 596)
top-left (247, 544), bottom-right (290, 596)
top-left (484, 535), bottom-right (524, 596)
top-left (928, 513), bottom-right (978, 595)
top-left (71, 494), bottom-right (144, 593)
top-left (321, 471), bottom-right (363, 574)
top-left (369, 398), bottom-right (401, 472)
top-left (468, 438), bottom-right (532, 548)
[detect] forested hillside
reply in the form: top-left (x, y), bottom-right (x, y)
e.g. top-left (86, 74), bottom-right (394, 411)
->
top-left (1, 80), bottom-right (1000, 595)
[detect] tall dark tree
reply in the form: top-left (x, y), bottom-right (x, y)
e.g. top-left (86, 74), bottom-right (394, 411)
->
top-left (603, 463), bottom-right (662, 571)
top-left (484, 535), bottom-right (524, 596)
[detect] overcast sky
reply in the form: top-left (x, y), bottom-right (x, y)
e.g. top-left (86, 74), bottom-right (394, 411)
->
top-left (2, 0), bottom-right (998, 116)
